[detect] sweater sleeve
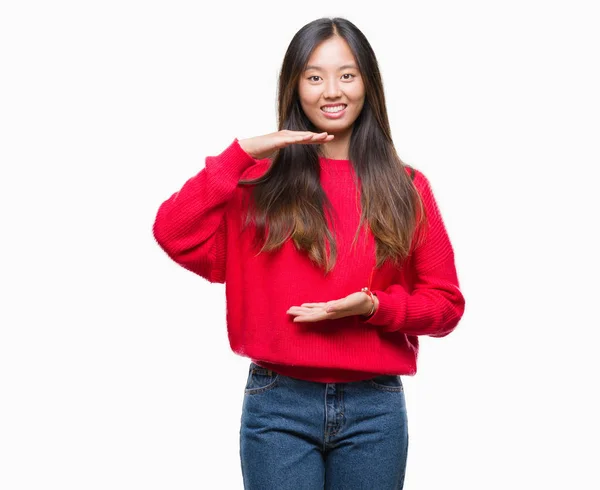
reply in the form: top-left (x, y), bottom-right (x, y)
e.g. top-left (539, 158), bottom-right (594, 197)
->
top-left (358, 171), bottom-right (465, 337)
top-left (152, 138), bottom-right (258, 283)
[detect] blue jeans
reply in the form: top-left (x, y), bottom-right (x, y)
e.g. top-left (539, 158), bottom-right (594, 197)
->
top-left (240, 362), bottom-right (409, 489)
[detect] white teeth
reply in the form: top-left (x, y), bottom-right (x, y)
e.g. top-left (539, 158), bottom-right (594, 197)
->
top-left (321, 105), bottom-right (346, 113)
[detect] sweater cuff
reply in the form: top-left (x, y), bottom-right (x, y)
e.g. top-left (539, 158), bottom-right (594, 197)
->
top-left (357, 289), bottom-right (409, 333)
top-left (210, 138), bottom-right (258, 184)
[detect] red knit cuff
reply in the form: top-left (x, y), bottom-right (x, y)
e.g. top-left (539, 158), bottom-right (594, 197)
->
top-left (209, 138), bottom-right (258, 184)
top-left (357, 289), bottom-right (409, 333)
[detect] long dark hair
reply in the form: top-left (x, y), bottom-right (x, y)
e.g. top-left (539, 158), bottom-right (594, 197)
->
top-left (239, 17), bottom-right (425, 275)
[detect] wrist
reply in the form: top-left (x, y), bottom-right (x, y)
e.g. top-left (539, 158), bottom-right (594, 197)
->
top-left (360, 287), bottom-right (378, 318)
top-left (237, 138), bottom-right (257, 159)
top-left (365, 294), bottom-right (378, 318)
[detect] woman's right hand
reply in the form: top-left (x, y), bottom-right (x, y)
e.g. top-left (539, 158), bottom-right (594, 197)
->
top-left (238, 130), bottom-right (334, 160)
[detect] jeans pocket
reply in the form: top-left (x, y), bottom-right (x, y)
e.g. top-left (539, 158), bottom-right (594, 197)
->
top-left (244, 362), bottom-right (280, 395)
top-left (368, 374), bottom-right (404, 392)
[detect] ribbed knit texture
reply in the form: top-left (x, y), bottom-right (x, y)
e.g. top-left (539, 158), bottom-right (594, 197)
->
top-left (153, 139), bottom-right (465, 382)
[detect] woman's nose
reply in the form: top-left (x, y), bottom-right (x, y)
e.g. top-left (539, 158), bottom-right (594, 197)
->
top-left (323, 79), bottom-right (342, 98)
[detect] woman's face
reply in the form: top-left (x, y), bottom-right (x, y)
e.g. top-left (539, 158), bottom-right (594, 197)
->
top-left (298, 36), bottom-right (366, 135)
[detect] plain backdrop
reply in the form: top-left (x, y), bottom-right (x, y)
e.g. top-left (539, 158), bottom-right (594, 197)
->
top-left (1, 1), bottom-right (599, 489)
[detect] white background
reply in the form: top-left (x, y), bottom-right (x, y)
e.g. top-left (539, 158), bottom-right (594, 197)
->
top-left (1, 1), bottom-right (599, 488)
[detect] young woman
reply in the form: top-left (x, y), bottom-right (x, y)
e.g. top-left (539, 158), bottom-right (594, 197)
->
top-left (153, 17), bottom-right (465, 490)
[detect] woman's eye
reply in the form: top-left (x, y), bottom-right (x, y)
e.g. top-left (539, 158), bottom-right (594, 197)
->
top-left (308, 74), bottom-right (355, 82)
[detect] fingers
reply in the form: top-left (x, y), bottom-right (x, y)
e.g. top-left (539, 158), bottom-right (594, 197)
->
top-left (308, 133), bottom-right (335, 143)
top-left (290, 132), bottom-right (334, 145)
top-left (287, 306), bottom-right (319, 314)
top-left (289, 309), bottom-right (331, 322)
top-left (287, 303), bottom-right (328, 316)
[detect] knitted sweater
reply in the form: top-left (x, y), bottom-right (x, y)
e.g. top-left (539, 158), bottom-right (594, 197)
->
top-left (152, 139), bottom-right (465, 383)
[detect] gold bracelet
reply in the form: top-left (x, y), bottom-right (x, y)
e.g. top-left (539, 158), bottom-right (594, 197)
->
top-left (361, 287), bottom-right (376, 317)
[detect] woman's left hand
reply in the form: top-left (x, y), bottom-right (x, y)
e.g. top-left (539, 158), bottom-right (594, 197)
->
top-left (286, 291), bottom-right (376, 322)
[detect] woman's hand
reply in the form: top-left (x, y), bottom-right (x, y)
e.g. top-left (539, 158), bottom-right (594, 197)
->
top-left (238, 130), bottom-right (334, 160)
top-left (286, 291), bottom-right (378, 323)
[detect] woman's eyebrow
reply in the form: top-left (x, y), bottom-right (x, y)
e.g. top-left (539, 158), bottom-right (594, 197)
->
top-left (304, 64), bottom-right (358, 71)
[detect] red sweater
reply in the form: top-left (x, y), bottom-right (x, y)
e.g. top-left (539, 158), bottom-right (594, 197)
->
top-left (152, 139), bottom-right (465, 383)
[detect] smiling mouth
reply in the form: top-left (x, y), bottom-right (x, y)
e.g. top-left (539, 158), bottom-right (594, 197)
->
top-left (320, 104), bottom-right (347, 113)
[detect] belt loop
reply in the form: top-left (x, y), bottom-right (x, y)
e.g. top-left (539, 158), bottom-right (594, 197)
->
top-left (267, 369), bottom-right (272, 376)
